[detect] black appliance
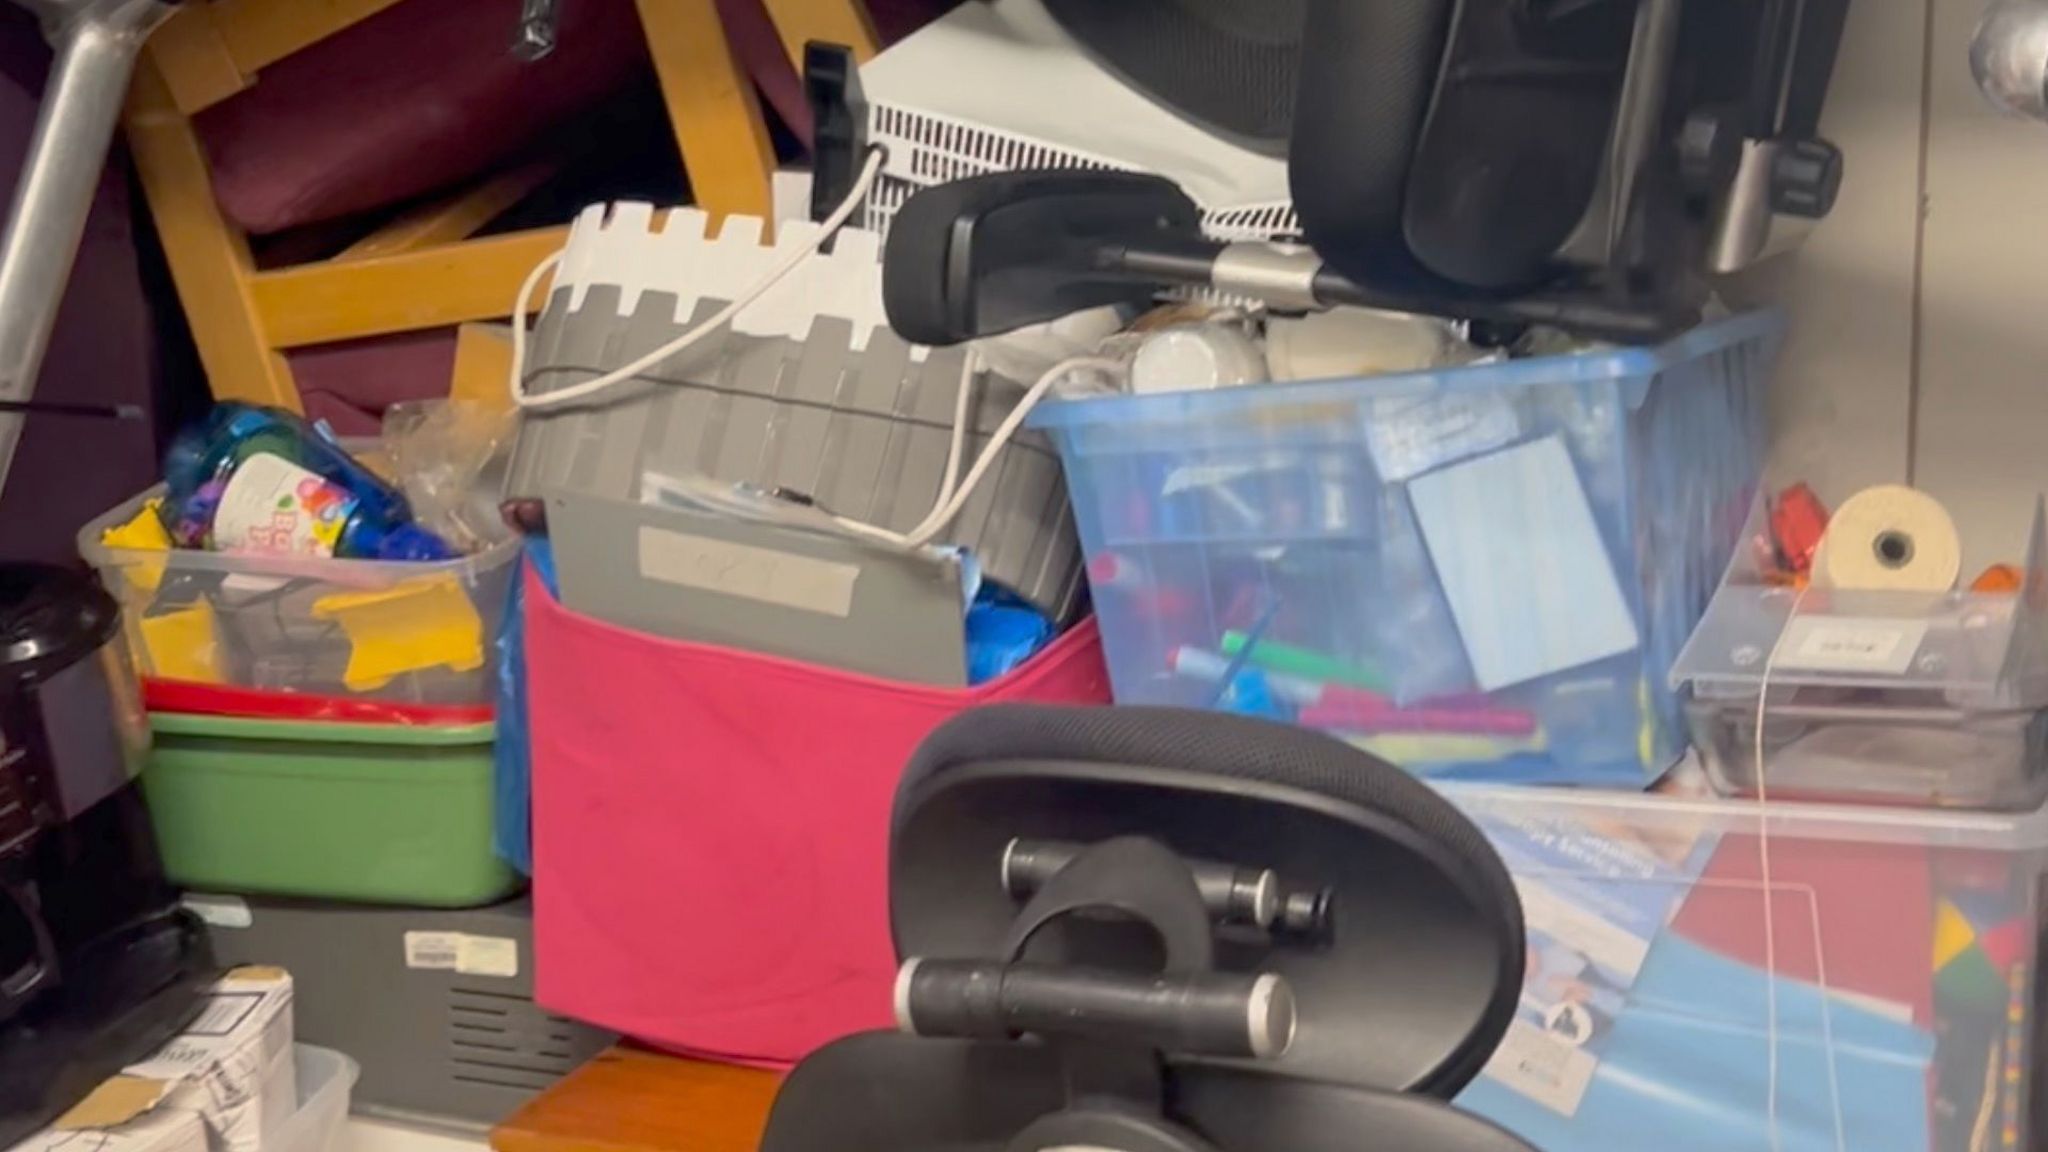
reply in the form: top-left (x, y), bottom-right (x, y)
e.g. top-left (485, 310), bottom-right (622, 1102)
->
top-left (0, 564), bottom-right (213, 1147)
top-left (764, 705), bottom-right (1537, 1152)
top-left (872, 0), bottom-right (1848, 343)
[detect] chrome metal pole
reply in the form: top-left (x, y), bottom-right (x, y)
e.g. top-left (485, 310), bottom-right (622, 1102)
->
top-left (0, 0), bottom-right (173, 501)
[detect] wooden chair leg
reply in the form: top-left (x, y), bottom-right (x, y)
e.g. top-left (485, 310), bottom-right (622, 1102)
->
top-left (634, 0), bottom-right (777, 223)
top-left (448, 323), bottom-right (515, 414)
top-left (124, 52), bottom-right (300, 411)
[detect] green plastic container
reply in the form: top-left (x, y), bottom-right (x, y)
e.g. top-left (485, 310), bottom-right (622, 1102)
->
top-left (143, 714), bottom-right (518, 907)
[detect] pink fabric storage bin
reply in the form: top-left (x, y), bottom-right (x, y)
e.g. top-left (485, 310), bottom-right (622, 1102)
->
top-left (524, 572), bottom-right (1111, 1065)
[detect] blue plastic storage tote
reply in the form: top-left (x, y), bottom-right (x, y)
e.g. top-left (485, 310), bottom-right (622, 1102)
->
top-left (1030, 311), bottom-right (1784, 788)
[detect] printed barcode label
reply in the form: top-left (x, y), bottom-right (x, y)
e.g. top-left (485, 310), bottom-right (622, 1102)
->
top-left (404, 931), bottom-right (520, 977)
top-left (404, 931), bottom-right (462, 971)
top-left (1776, 616), bottom-right (1928, 675)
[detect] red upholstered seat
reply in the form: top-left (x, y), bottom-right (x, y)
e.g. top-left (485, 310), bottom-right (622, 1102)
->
top-left (194, 0), bottom-right (649, 235)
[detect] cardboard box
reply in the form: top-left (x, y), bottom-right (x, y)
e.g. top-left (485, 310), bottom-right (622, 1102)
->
top-left (17, 968), bottom-right (296, 1152)
top-left (13, 1102), bottom-right (209, 1152)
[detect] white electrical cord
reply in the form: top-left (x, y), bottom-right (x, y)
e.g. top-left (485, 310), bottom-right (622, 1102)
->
top-left (507, 147), bottom-right (887, 412)
top-left (826, 354), bottom-right (1127, 552)
top-left (1753, 583), bottom-right (1802, 1152)
top-left (1752, 559), bottom-right (1846, 1152)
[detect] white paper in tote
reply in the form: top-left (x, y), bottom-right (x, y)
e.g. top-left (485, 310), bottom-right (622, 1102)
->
top-left (1408, 437), bottom-right (1639, 691)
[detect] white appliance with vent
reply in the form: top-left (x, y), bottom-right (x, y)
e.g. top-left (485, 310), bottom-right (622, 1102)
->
top-left (857, 0), bottom-right (1295, 240)
top-left (189, 895), bottom-right (614, 1130)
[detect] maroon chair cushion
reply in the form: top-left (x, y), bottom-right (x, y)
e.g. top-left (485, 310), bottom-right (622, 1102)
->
top-left (290, 330), bottom-right (461, 437)
top-left (195, 0), bottom-right (649, 235)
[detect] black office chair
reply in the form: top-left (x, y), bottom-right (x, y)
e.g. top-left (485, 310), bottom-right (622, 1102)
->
top-left (1067, 0), bottom-right (1844, 314)
top-left (762, 705), bottom-right (1539, 1152)
top-left (874, 0), bottom-right (1847, 344)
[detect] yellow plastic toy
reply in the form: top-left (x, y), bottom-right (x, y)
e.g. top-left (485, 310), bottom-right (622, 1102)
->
top-left (102, 499), bottom-right (173, 597)
top-left (136, 599), bottom-right (226, 684)
top-left (311, 575), bottom-right (484, 692)
top-left (101, 498), bottom-right (172, 551)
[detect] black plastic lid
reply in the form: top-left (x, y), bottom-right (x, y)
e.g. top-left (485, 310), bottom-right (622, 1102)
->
top-left (0, 564), bottom-right (119, 684)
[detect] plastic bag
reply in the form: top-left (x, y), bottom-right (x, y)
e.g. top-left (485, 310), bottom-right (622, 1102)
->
top-left (381, 400), bottom-right (514, 555)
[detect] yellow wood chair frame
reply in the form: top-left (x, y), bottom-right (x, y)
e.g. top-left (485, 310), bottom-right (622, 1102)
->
top-left (125, 0), bottom-right (878, 412)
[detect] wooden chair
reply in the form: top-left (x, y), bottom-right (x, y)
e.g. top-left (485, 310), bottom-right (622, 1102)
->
top-left (125, 0), bottom-right (880, 413)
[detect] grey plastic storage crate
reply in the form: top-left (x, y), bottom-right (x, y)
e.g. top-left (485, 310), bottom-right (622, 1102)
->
top-left (196, 894), bottom-right (613, 1130)
top-left (504, 204), bottom-right (1085, 624)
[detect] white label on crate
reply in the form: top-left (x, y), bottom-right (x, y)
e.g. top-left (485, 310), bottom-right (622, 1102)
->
top-left (404, 931), bottom-right (463, 971)
top-left (181, 894), bottom-right (252, 929)
top-left (403, 932), bottom-right (521, 978)
top-left (211, 452), bottom-right (359, 556)
top-left (1482, 1020), bottom-right (1598, 1117)
top-left (1776, 616), bottom-right (1928, 675)
top-left (637, 526), bottom-right (859, 617)
top-left (455, 935), bottom-right (521, 978)
top-left (1365, 391), bottom-right (1521, 482)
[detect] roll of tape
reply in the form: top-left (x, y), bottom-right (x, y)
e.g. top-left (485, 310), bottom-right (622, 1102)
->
top-left (1814, 485), bottom-right (1963, 592)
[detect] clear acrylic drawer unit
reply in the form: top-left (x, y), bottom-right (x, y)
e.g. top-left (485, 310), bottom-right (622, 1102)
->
top-left (1675, 497), bottom-right (2048, 812)
top-left (1031, 311), bottom-right (1784, 787)
top-left (1447, 782), bottom-right (2044, 1152)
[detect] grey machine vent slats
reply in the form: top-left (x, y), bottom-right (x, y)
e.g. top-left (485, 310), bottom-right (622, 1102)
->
top-left (448, 987), bottom-right (588, 1090)
top-left (201, 897), bottom-right (615, 1129)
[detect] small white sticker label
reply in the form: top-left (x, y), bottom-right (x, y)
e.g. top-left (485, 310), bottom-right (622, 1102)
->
top-left (637, 526), bottom-right (859, 617)
top-left (404, 931), bottom-right (463, 971)
top-left (456, 935), bottom-right (520, 978)
top-left (1776, 616), bottom-right (1929, 675)
top-left (1484, 1019), bottom-right (1598, 1116)
top-left (1366, 392), bottom-right (1521, 482)
top-left (404, 931), bottom-right (519, 978)
top-left (181, 894), bottom-right (252, 929)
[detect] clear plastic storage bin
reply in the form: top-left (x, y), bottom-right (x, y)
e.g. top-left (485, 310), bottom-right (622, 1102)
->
top-left (1031, 312), bottom-right (1783, 787)
top-left (1674, 500), bottom-right (2048, 811)
top-left (78, 486), bottom-right (518, 705)
top-left (272, 1046), bottom-right (358, 1152)
top-left (1445, 782), bottom-right (2043, 1152)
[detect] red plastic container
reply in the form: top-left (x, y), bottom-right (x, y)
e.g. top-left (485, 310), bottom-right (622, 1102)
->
top-left (144, 678), bottom-right (493, 726)
top-left (524, 572), bottom-right (1111, 1065)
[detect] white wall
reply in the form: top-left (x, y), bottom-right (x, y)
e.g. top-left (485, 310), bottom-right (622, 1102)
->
top-left (1759, 0), bottom-right (2048, 573)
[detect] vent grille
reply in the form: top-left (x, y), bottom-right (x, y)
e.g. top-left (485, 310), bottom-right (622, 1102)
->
top-left (873, 105), bottom-right (1122, 183)
top-left (864, 104), bottom-right (1299, 243)
top-left (446, 985), bottom-right (588, 1092)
